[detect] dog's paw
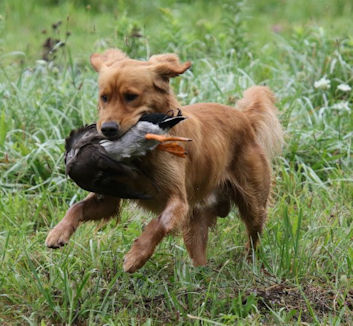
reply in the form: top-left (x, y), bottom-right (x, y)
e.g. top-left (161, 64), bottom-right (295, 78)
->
top-left (123, 242), bottom-right (153, 273)
top-left (45, 222), bottom-right (75, 249)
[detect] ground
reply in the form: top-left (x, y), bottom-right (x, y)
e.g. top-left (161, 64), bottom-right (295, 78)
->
top-left (0, 0), bottom-right (353, 324)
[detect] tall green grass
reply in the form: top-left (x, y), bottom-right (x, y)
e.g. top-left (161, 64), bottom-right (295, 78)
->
top-left (1, 0), bottom-right (353, 324)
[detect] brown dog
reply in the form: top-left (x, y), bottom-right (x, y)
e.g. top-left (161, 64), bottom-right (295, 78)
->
top-left (46, 49), bottom-right (283, 273)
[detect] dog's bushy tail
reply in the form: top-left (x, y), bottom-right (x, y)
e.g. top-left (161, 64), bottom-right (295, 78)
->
top-left (237, 86), bottom-right (283, 159)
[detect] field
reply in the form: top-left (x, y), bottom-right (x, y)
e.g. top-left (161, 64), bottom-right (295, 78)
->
top-left (1, 0), bottom-right (353, 324)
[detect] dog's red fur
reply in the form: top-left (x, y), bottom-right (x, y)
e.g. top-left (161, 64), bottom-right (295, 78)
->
top-left (46, 49), bottom-right (283, 272)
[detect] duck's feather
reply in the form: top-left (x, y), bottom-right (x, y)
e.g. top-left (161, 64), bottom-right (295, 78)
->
top-left (100, 121), bottom-right (162, 161)
top-left (139, 112), bottom-right (186, 130)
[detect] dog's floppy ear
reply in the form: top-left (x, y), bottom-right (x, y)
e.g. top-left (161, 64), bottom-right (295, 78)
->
top-left (149, 53), bottom-right (191, 78)
top-left (90, 49), bottom-right (128, 72)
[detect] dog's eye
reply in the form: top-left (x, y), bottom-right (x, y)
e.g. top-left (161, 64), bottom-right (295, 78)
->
top-left (101, 94), bottom-right (109, 103)
top-left (124, 93), bottom-right (138, 102)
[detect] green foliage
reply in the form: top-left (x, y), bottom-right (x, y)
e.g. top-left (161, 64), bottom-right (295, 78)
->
top-left (1, 0), bottom-right (353, 325)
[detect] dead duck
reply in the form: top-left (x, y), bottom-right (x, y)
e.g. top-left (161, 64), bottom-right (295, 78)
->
top-left (65, 111), bottom-right (190, 198)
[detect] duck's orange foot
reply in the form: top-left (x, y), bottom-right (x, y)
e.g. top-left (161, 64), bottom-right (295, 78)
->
top-left (145, 133), bottom-right (192, 158)
top-left (157, 142), bottom-right (188, 158)
top-left (145, 133), bottom-right (192, 143)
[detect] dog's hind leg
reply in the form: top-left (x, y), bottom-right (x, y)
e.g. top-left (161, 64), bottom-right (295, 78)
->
top-left (236, 195), bottom-right (267, 251)
top-left (230, 144), bottom-right (271, 251)
top-left (182, 207), bottom-right (216, 267)
top-left (45, 193), bottom-right (120, 249)
top-left (123, 194), bottom-right (189, 273)
top-left (182, 188), bottom-right (232, 266)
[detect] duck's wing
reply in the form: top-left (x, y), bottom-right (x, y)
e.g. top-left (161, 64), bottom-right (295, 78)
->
top-left (138, 113), bottom-right (168, 124)
top-left (138, 112), bottom-right (186, 130)
top-left (158, 116), bottom-right (186, 129)
top-left (66, 142), bottom-right (151, 199)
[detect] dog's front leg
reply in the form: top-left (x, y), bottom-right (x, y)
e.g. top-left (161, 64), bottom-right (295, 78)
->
top-left (123, 195), bottom-right (188, 273)
top-left (46, 193), bottom-right (120, 248)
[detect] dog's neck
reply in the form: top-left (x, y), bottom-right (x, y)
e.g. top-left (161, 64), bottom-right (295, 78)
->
top-left (150, 83), bottom-right (182, 114)
top-left (169, 90), bottom-right (180, 107)
top-left (161, 89), bottom-right (181, 113)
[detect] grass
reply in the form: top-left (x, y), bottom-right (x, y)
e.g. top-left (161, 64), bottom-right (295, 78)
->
top-left (1, 0), bottom-right (353, 324)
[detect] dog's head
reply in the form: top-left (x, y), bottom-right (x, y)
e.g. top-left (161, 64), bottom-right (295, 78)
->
top-left (90, 49), bottom-right (191, 138)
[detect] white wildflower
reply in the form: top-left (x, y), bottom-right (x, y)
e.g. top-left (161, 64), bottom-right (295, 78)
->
top-left (177, 92), bottom-right (188, 99)
top-left (35, 60), bottom-right (47, 66)
top-left (332, 101), bottom-right (350, 112)
top-left (314, 76), bottom-right (331, 90)
top-left (337, 83), bottom-right (351, 92)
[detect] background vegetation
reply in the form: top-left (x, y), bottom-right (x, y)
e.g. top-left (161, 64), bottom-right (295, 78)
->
top-left (1, 0), bottom-right (353, 324)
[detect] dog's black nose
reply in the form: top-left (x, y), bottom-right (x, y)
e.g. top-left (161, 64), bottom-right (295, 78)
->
top-left (101, 121), bottom-right (120, 138)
